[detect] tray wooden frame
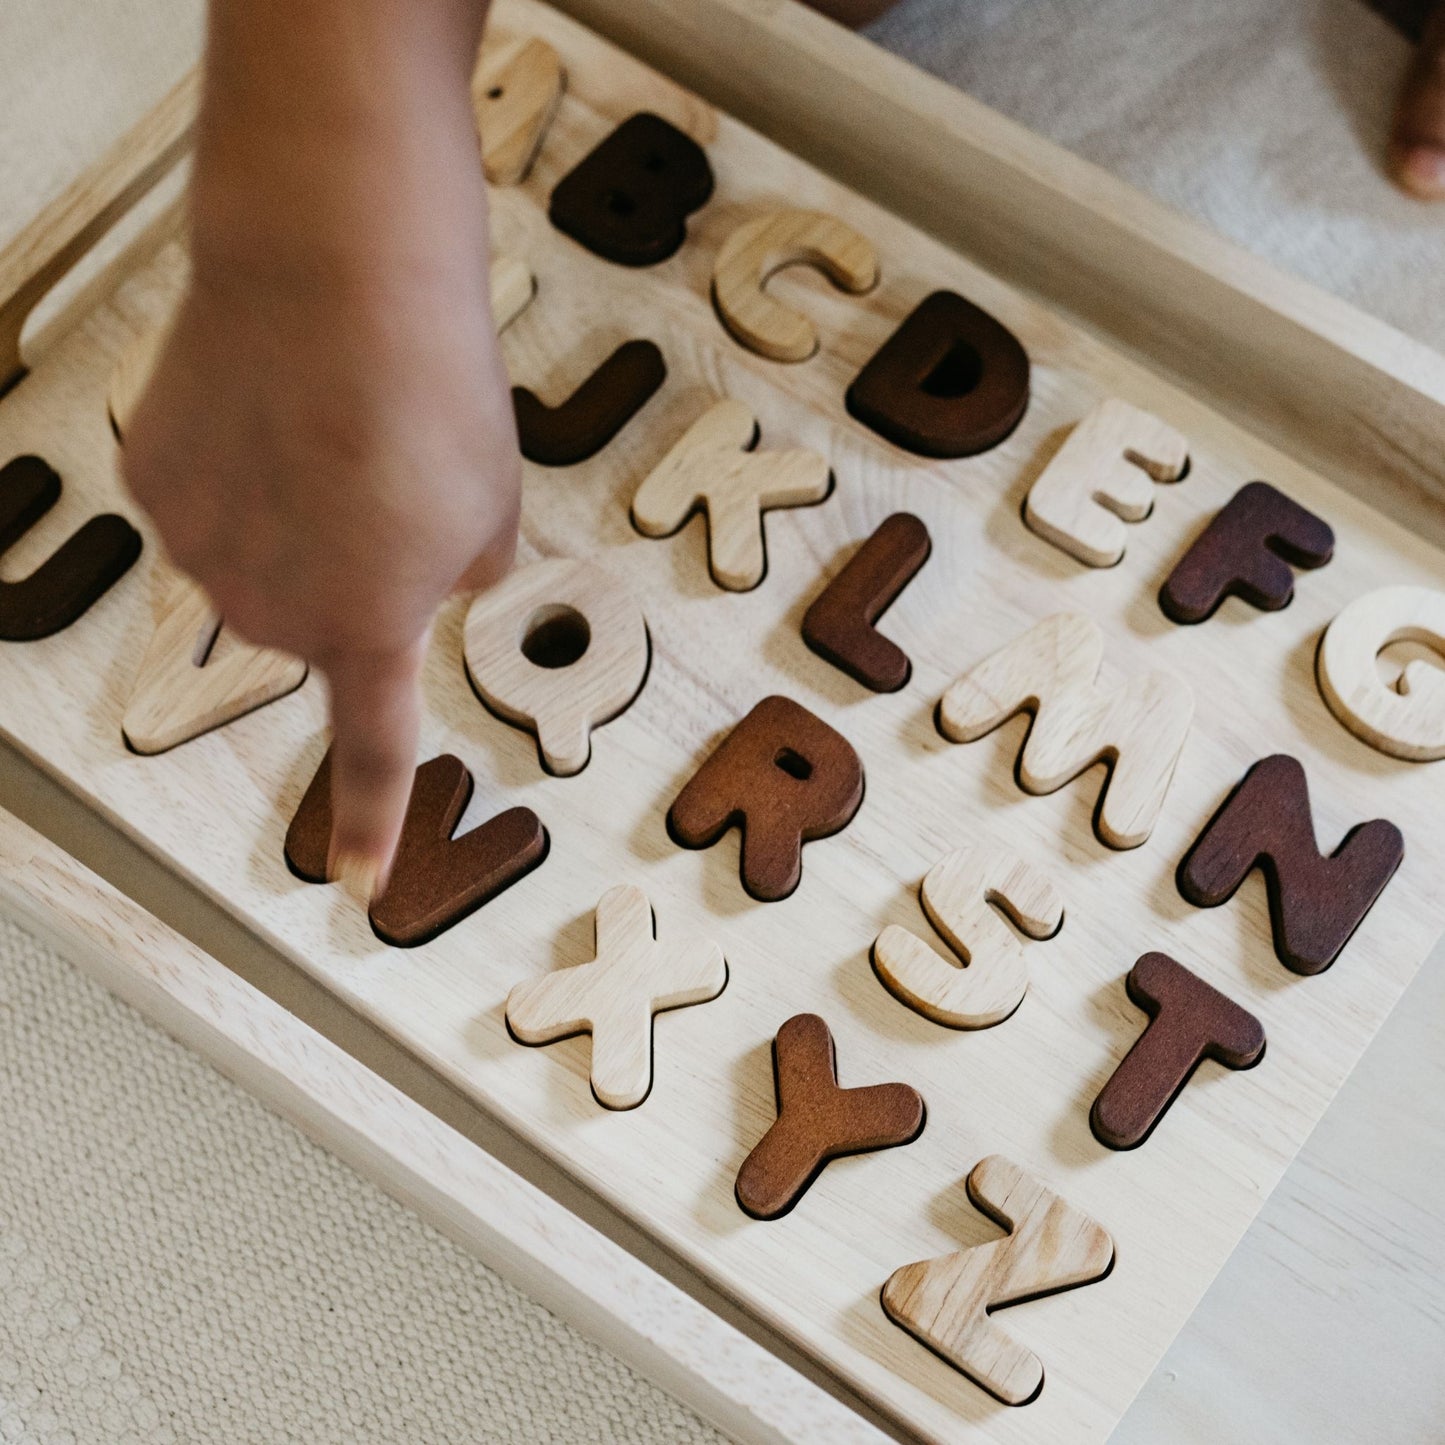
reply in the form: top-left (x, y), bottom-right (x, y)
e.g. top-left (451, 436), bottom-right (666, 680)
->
top-left (2, 3), bottom-right (1444, 1441)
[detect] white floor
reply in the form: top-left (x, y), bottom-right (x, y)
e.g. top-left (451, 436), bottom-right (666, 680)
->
top-left (2, 1), bottom-right (1443, 1441)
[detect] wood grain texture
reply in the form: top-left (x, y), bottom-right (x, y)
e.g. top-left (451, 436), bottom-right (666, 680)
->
top-left (463, 556), bottom-right (650, 776)
top-left (3, 3), bottom-right (1445, 1439)
top-left (735, 1012), bottom-right (924, 1220)
top-left (1023, 399), bottom-right (1189, 569)
top-left (1176, 753), bottom-right (1404, 976)
top-left (881, 1156), bottom-right (1114, 1407)
top-left (547, 0), bottom-right (1445, 546)
top-left (800, 511), bottom-right (930, 693)
top-left (0, 69), bottom-right (194, 392)
top-left (631, 398), bottom-right (832, 591)
top-left (106, 319), bottom-right (163, 438)
top-left (122, 573), bottom-right (307, 755)
top-left (0, 812), bottom-right (888, 1445)
top-left (474, 34), bottom-right (566, 186)
top-left (873, 844), bottom-right (1062, 1029)
top-left (492, 253), bottom-right (538, 332)
top-left (1317, 584), bottom-right (1445, 761)
top-left (1090, 953), bottom-right (1265, 1151)
top-left (507, 883), bottom-right (726, 1109)
top-left (1159, 480), bottom-right (1334, 625)
top-left (712, 208), bottom-right (878, 364)
top-left (938, 613), bottom-right (1194, 850)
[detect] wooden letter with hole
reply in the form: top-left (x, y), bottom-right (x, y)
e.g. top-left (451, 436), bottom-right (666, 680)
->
top-left (0, 455), bottom-right (141, 641)
top-left (881, 1155), bottom-right (1114, 1406)
top-left (463, 558), bottom-right (649, 776)
top-left (285, 751), bottom-right (547, 947)
top-left (1023, 399), bottom-right (1189, 568)
top-left (711, 209), bottom-right (878, 363)
top-left (631, 399), bottom-right (832, 592)
top-left (123, 575), bottom-right (307, 755)
top-left (1090, 952), bottom-right (1265, 1150)
top-left (549, 112), bottom-right (714, 266)
top-left (1317, 584), bottom-right (1445, 761)
top-left (938, 613), bottom-right (1194, 849)
top-left (1177, 753), bottom-right (1404, 974)
top-left (1160, 480), bottom-right (1334, 624)
top-left (668, 695), bottom-right (863, 902)
top-left (472, 35), bottom-right (565, 186)
top-left (873, 844), bottom-right (1063, 1028)
top-left (845, 291), bottom-right (1030, 458)
top-left (734, 1013), bottom-right (924, 1219)
top-left (506, 884), bottom-right (726, 1110)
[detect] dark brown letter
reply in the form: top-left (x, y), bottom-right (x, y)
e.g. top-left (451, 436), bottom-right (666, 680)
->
top-left (1091, 952), bottom-right (1265, 1151)
top-left (846, 291), bottom-right (1029, 458)
top-left (513, 340), bottom-right (666, 466)
top-left (1160, 481), bottom-right (1334, 624)
top-left (1177, 753), bottom-right (1403, 974)
top-left (286, 750), bottom-right (547, 947)
top-left (668, 695), bottom-right (863, 902)
top-left (549, 113), bottom-right (714, 266)
top-left (801, 512), bottom-right (931, 692)
top-left (736, 1013), bottom-right (924, 1219)
top-left (0, 455), bottom-right (141, 641)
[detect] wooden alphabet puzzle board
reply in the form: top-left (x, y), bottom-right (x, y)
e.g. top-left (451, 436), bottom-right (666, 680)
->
top-left (2, 2), bottom-right (1444, 1438)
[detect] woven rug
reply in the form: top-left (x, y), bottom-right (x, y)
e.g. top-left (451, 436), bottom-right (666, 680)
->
top-left (869, 0), bottom-right (1445, 351)
top-left (0, 912), bottom-right (722, 1444)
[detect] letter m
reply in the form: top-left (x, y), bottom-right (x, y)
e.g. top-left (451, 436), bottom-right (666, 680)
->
top-left (939, 613), bottom-right (1193, 849)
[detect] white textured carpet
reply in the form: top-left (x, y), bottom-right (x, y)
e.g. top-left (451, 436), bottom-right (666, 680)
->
top-left (869, 0), bottom-right (1445, 352)
top-left (0, 913), bottom-right (721, 1444)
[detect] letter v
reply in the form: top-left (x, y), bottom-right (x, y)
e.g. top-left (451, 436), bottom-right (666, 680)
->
top-left (124, 575), bottom-right (306, 754)
top-left (285, 750), bottom-right (548, 947)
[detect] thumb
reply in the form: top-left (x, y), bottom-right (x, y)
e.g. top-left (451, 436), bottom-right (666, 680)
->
top-left (321, 634), bottom-right (430, 899)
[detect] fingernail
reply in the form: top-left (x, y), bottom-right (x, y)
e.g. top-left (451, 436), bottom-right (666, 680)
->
top-left (1394, 144), bottom-right (1445, 198)
top-left (331, 851), bottom-right (380, 904)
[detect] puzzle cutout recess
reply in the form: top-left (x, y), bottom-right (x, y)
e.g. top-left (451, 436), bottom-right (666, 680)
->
top-left (3, 12), bottom-right (1444, 1431)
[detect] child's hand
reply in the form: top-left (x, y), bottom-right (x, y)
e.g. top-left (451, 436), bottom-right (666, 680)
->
top-left (123, 0), bottom-right (515, 895)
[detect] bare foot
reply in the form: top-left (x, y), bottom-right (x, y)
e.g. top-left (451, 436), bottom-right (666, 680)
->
top-left (1391, 2), bottom-right (1445, 197)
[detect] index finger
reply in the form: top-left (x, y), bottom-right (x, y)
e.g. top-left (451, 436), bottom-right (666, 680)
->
top-left (321, 634), bottom-right (429, 898)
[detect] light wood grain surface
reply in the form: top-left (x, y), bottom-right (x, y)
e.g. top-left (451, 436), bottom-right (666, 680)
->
top-left (873, 844), bottom-right (1064, 1030)
top-left (464, 556), bottom-right (652, 777)
top-left (1, 2), bottom-right (1444, 1442)
top-left (712, 208), bottom-right (879, 364)
top-left (121, 573), bottom-right (307, 755)
top-left (1021, 399), bottom-right (1190, 569)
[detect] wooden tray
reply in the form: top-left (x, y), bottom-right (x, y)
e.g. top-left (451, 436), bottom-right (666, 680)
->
top-left (2, 2), bottom-right (1443, 1440)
